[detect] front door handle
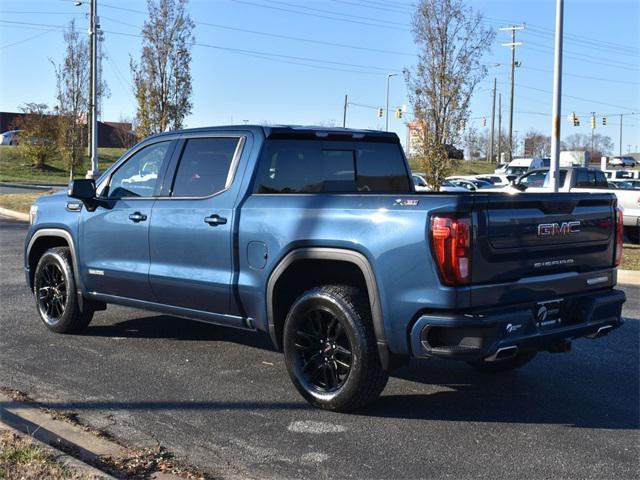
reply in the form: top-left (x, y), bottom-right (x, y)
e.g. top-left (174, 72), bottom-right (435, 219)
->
top-left (128, 212), bottom-right (147, 223)
top-left (204, 214), bottom-right (227, 226)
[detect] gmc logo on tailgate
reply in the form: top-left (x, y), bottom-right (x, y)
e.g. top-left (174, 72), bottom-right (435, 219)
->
top-left (537, 221), bottom-right (581, 237)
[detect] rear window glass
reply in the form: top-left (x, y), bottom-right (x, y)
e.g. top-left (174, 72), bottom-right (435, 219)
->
top-left (171, 138), bottom-right (239, 197)
top-left (255, 139), bottom-right (411, 194)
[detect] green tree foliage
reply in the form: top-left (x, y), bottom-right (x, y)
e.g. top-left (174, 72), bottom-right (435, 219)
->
top-left (131, 0), bottom-right (195, 138)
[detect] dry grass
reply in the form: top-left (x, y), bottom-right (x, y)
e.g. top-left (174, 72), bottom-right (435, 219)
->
top-left (621, 243), bottom-right (640, 271)
top-left (0, 430), bottom-right (92, 480)
top-left (0, 191), bottom-right (52, 214)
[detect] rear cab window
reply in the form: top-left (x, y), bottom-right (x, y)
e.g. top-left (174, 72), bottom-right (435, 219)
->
top-left (255, 139), bottom-right (411, 194)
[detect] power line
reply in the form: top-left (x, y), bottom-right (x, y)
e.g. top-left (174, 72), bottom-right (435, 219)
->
top-left (0, 27), bottom-right (60, 49)
top-left (230, 0), bottom-right (406, 31)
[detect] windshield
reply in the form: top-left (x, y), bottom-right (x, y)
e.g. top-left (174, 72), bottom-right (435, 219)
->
top-left (412, 175), bottom-right (427, 187)
top-left (506, 166), bottom-right (529, 176)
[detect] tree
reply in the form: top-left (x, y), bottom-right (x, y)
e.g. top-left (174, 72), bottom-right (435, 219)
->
top-left (52, 20), bottom-right (88, 176)
top-left (563, 133), bottom-right (613, 162)
top-left (11, 104), bottom-right (58, 170)
top-left (131, 0), bottom-right (195, 137)
top-left (523, 129), bottom-right (551, 157)
top-left (404, 0), bottom-right (495, 188)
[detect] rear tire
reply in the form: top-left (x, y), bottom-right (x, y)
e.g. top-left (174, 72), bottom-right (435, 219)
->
top-left (33, 247), bottom-right (94, 333)
top-left (467, 351), bottom-right (537, 373)
top-left (283, 284), bottom-right (388, 412)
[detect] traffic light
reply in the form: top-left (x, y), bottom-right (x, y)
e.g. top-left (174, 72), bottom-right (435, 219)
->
top-left (377, 107), bottom-right (384, 118)
top-left (569, 112), bottom-right (580, 126)
top-left (482, 116), bottom-right (487, 127)
top-left (602, 116), bottom-right (607, 126)
top-left (590, 114), bottom-right (596, 129)
top-left (395, 107), bottom-right (402, 119)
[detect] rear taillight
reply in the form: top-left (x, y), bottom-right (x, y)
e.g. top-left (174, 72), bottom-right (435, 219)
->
top-left (614, 206), bottom-right (624, 267)
top-left (430, 215), bottom-right (472, 285)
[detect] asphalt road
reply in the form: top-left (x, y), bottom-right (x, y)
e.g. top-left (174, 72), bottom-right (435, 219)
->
top-left (1, 216), bottom-right (638, 479)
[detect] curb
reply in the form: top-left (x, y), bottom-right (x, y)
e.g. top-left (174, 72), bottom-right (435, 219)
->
top-left (0, 422), bottom-right (116, 479)
top-left (0, 182), bottom-right (66, 189)
top-left (0, 206), bottom-right (29, 222)
top-left (618, 269), bottom-right (640, 286)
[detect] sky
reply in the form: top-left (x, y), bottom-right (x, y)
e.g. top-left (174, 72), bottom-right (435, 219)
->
top-left (0, 0), bottom-right (638, 155)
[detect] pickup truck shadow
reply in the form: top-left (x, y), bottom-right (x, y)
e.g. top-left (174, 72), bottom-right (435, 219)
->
top-left (82, 313), bottom-right (639, 430)
top-left (83, 314), bottom-right (276, 351)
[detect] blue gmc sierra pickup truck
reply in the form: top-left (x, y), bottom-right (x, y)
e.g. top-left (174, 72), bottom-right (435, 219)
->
top-left (25, 126), bottom-right (626, 411)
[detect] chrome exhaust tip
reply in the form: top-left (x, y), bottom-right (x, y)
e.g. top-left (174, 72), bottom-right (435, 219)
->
top-left (485, 345), bottom-right (519, 362)
top-left (587, 325), bottom-right (613, 339)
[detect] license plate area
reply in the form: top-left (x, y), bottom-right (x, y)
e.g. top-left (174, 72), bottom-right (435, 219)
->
top-left (535, 298), bottom-right (564, 330)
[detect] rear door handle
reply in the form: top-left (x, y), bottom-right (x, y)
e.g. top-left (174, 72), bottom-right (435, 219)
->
top-left (128, 212), bottom-right (147, 223)
top-left (204, 214), bottom-right (227, 226)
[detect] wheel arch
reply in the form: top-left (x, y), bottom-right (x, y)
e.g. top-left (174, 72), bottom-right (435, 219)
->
top-left (266, 248), bottom-right (389, 369)
top-left (27, 228), bottom-right (84, 307)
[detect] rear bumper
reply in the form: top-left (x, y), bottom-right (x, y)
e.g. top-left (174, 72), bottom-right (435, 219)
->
top-left (410, 288), bottom-right (626, 361)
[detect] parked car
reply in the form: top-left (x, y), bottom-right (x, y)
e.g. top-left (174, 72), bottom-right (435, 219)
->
top-left (0, 129), bottom-right (21, 145)
top-left (494, 163), bottom-right (508, 174)
top-left (25, 125), bottom-right (626, 411)
top-left (610, 156), bottom-right (637, 167)
top-left (610, 180), bottom-right (640, 190)
top-left (505, 157), bottom-right (550, 181)
top-left (444, 177), bottom-right (494, 191)
top-left (439, 180), bottom-right (469, 192)
top-left (475, 174), bottom-right (510, 187)
top-left (412, 173), bottom-right (430, 192)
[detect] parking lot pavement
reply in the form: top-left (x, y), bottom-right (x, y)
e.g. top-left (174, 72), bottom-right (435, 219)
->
top-left (1, 217), bottom-right (638, 479)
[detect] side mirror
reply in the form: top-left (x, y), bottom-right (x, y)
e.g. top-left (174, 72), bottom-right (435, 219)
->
top-left (68, 179), bottom-right (96, 201)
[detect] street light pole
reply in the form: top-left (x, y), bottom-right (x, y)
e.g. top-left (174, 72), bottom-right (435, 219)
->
top-left (86, 0), bottom-right (99, 179)
top-left (489, 77), bottom-right (497, 162)
top-left (549, 0), bottom-right (563, 192)
top-left (385, 73), bottom-right (397, 132)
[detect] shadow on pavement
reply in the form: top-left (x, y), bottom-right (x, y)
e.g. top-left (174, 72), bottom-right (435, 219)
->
top-left (73, 313), bottom-right (639, 431)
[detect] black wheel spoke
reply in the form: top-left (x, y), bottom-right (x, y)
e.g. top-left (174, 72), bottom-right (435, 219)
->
top-left (294, 306), bottom-right (353, 393)
top-left (37, 261), bottom-right (67, 324)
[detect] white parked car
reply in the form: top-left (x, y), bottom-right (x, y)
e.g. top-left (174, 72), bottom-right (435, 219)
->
top-left (412, 173), bottom-right (431, 192)
top-left (609, 156), bottom-right (637, 167)
top-left (475, 174), bottom-right (510, 187)
top-left (494, 163), bottom-right (508, 174)
top-left (0, 130), bottom-right (21, 145)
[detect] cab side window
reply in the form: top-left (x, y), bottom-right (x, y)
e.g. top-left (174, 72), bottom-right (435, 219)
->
top-left (107, 142), bottom-right (172, 199)
top-left (171, 138), bottom-right (240, 197)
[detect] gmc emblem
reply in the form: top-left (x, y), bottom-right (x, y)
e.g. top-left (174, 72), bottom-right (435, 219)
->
top-left (537, 221), bottom-right (581, 237)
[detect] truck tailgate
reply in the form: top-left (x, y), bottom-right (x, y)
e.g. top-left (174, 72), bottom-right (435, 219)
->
top-left (471, 192), bottom-right (616, 290)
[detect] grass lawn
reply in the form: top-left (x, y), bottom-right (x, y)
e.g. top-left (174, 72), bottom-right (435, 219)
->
top-left (450, 160), bottom-right (498, 176)
top-left (0, 430), bottom-right (90, 479)
top-left (0, 145), bottom-right (125, 185)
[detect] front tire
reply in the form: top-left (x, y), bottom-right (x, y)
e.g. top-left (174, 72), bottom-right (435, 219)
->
top-left (283, 285), bottom-right (388, 412)
top-left (33, 247), bottom-right (94, 333)
top-left (467, 350), bottom-right (537, 373)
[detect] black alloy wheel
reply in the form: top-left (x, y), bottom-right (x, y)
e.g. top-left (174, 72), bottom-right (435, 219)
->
top-left (293, 307), bottom-right (353, 392)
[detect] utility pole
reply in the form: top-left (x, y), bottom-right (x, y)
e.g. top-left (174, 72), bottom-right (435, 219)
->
top-left (489, 77), bottom-right (497, 162)
top-left (590, 112), bottom-right (596, 161)
top-left (497, 93), bottom-right (502, 163)
top-left (500, 24), bottom-right (524, 162)
top-left (342, 94), bottom-right (348, 128)
top-left (619, 114), bottom-right (623, 157)
top-left (385, 73), bottom-right (397, 132)
top-left (86, 0), bottom-right (99, 179)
